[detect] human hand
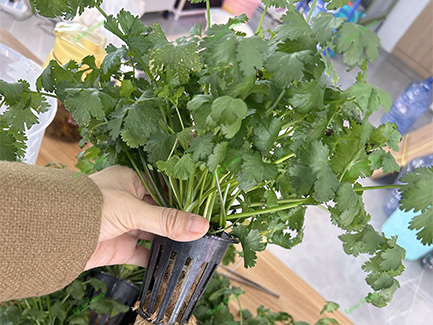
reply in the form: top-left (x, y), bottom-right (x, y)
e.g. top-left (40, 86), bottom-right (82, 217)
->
top-left (84, 165), bottom-right (209, 270)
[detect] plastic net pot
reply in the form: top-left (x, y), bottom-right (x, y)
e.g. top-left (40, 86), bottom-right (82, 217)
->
top-left (89, 271), bottom-right (140, 325)
top-left (136, 233), bottom-right (237, 325)
top-left (0, 43), bottom-right (57, 164)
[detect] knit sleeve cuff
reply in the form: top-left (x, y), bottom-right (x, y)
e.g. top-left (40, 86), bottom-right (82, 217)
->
top-left (0, 161), bottom-right (103, 301)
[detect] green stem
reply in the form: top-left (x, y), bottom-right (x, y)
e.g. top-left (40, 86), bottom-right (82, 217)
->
top-left (90, 121), bottom-right (108, 130)
top-left (231, 198), bottom-right (306, 210)
top-left (255, 5), bottom-right (268, 34)
top-left (226, 188), bottom-right (241, 215)
top-left (96, 5), bottom-right (108, 19)
top-left (307, 0), bottom-right (318, 23)
top-left (226, 201), bottom-right (306, 220)
top-left (268, 88), bottom-right (285, 113)
top-left (125, 150), bottom-right (162, 205)
top-left (206, 0), bottom-right (211, 29)
top-left (236, 296), bottom-right (243, 325)
top-left (138, 150), bottom-right (168, 207)
top-left (273, 153), bottom-right (295, 165)
top-left (214, 171), bottom-right (227, 227)
top-left (314, 204), bottom-right (331, 214)
top-left (203, 177), bottom-right (216, 221)
top-left (47, 296), bottom-right (52, 323)
top-left (26, 90), bottom-right (57, 99)
top-left (353, 184), bottom-right (401, 192)
top-left (174, 103), bottom-right (185, 130)
top-left (185, 174), bottom-right (195, 209)
top-left (167, 138), bottom-right (178, 160)
top-left (169, 177), bottom-right (181, 208)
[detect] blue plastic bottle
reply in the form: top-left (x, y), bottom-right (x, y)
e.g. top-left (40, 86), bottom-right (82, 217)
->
top-left (382, 77), bottom-right (433, 135)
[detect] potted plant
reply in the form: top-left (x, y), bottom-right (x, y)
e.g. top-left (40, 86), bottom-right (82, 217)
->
top-left (0, 272), bottom-right (132, 324)
top-left (1, 0), bottom-right (432, 324)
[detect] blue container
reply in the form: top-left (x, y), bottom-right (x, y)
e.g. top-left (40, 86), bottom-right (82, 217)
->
top-left (382, 77), bottom-right (433, 135)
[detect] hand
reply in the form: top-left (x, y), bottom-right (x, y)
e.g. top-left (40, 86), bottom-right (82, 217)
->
top-left (84, 165), bottom-right (209, 270)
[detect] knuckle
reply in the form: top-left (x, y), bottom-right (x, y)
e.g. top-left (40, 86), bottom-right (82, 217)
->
top-left (161, 208), bottom-right (183, 238)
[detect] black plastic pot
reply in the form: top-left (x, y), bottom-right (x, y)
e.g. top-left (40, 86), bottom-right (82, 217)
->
top-left (136, 233), bottom-right (237, 324)
top-left (89, 271), bottom-right (140, 325)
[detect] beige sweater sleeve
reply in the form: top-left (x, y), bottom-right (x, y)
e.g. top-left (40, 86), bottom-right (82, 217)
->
top-left (0, 161), bottom-right (103, 302)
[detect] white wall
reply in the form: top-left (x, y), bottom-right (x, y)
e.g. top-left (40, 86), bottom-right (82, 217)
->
top-left (377, 0), bottom-right (431, 52)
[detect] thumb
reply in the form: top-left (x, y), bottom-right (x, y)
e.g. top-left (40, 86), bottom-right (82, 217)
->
top-left (129, 201), bottom-right (209, 242)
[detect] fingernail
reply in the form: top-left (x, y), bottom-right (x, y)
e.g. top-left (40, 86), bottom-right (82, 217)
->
top-left (187, 215), bottom-right (208, 234)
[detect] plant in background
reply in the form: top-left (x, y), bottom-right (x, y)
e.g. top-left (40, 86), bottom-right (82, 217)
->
top-left (0, 273), bottom-right (129, 325)
top-left (196, 274), bottom-right (341, 325)
top-left (1, 0), bottom-right (432, 319)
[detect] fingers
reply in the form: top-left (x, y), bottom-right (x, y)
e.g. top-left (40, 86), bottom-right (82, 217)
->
top-left (90, 165), bottom-right (146, 200)
top-left (138, 205), bottom-right (209, 242)
top-left (121, 198), bottom-right (209, 242)
top-left (84, 231), bottom-right (151, 270)
top-left (124, 245), bottom-right (150, 268)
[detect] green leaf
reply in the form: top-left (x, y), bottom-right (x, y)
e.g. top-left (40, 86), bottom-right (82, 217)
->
top-left (296, 140), bottom-right (339, 202)
top-left (101, 45), bottom-right (127, 75)
top-left (0, 131), bottom-right (20, 161)
top-left (400, 167), bottom-right (433, 212)
top-left (66, 280), bottom-right (85, 300)
top-left (0, 80), bottom-right (25, 104)
top-left (187, 94), bottom-right (213, 128)
top-left (207, 142), bottom-right (228, 172)
top-left (173, 154), bottom-right (195, 180)
top-left (230, 227), bottom-right (266, 268)
top-left (368, 150), bottom-right (400, 174)
top-left (208, 96), bottom-right (248, 139)
top-left (151, 43), bottom-right (202, 83)
top-left (320, 301), bottom-right (339, 314)
top-left (326, 0), bottom-right (349, 10)
top-left (312, 13), bottom-right (344, 46)
top-left (186, 133), bottom-right (214, 161)
top-left (29, 0), bottom-right (102, 19)
top-left (288, 80), bottom-right (324, 114)
top-left (64, 89), bottom-right (115, 125)
top-left (51, 302), bottom-right (67, 321)
top-left (120, 100), bottom-right (161, 147)
top-left (380, 245), bottom-right (406, 271)
top-left (261, 0), bottom-right (296, 9)
top-left (265, 50), bottom-right (313, 88)
top-left (239, 152), bottom-right (278, 191)
top-left (339, 225), bottom-right (385, 257)
top-left (253, 118), bottom-right (283, 152)
top-left (275, 11), bottom-right (311, 41)
top-left (2, 96), bottom-right (39, 130)
top-left (400, 167), bottom-right (433, 245)
top-left (89, 298), bottom-right (129, 318)
top-left (145, 132), bottom-right (176, 164)
top-left (236, 36), bottom-right (267, 77)
top-left (334, 22), bottom-right (381, 67)
top-left (408, 209), bottom-right (433, 246)
top-left (117, 9), bottom-right (146, 35)
top-left (36, 64), bottom-right (55, 92)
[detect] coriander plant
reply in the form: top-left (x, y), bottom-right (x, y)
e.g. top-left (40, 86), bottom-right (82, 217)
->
top-left (1, 0), bottom-right (432, 309)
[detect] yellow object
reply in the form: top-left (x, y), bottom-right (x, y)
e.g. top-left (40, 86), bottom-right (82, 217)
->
top-left (44, 22), bottom-right (106, 68)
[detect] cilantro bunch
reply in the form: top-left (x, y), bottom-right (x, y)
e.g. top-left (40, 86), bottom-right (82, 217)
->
top-left (1, 0), bottom-right (432, 309)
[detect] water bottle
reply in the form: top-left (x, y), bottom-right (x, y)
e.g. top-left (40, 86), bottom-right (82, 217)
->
top-left (382, 77), bottom-right (433, 135)
top-left (383, 154), bottom-right (433, 216)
